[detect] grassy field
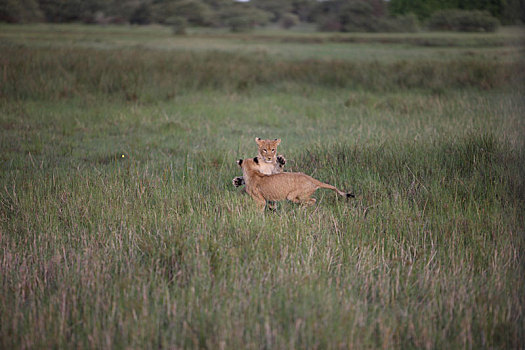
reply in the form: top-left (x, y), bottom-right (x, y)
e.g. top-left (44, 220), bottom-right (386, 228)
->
top-left (1, 24), bottom-right (524, 349)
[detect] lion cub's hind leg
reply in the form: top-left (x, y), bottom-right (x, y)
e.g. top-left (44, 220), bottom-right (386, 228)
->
top-left (299, 194), bottom-right (316, 206)
top-left (304, 198), bottom-right (316, 205)
top-left (286, 190), bottom-right (316, 206)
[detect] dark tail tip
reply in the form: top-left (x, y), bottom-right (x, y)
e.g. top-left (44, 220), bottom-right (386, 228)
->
top-left (346, 192), bottom-right (355, 199)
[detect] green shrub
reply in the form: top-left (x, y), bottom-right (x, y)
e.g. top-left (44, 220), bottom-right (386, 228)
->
top-left (380, 13), bottom-right (419, 32)
top-left (280, 12), bottom-right (299, 29)
top-left (315, 0), bottom-right (378, 32)
top-left (427, 10), bottom-right (499, 32)
top-left (0, 0), bottom-right (43, 23)
top-left (166, 16), bottom-right (187, 35)
top-left (129, 3), bottom-right (152, 25)
top-left (221, 5), bottom-right (271, 32)
top-left (316, 1), bottom-right (418, 33)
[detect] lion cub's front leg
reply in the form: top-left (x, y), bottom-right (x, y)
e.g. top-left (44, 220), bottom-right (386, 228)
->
top-left (275, 155), bottom-right (286, 172)
top-left (246, 187), bottom-right (267, 211)
top-left (232, 176), bottom-right (245, 187)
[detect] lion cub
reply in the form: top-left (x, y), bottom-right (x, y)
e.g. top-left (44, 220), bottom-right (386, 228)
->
top-left (237, 157), bottom-right (353, 211)
top-left (232, 137), bottom-right (286, 187)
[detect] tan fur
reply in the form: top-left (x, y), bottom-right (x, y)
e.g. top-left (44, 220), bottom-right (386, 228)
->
top-left (232, 137), bottom-right (285, 187)
top-left (254, 137), bottom-right (284, 175)
top-left (238, 157), bottom-right (351, 211)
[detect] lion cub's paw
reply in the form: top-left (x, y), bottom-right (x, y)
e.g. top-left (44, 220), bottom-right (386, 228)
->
top-left (276, 155), bottom-right (286, 167)
top-left (233, 176), bottom-right (245, 187)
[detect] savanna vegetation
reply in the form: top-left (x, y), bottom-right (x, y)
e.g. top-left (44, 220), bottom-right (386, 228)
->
top-left (2, 0), bottom-right (524, 32)
top-left (0, 24), bottom-right (524, 348)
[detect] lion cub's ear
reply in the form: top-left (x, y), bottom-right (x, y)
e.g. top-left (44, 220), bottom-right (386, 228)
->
top-left (237, 159), bottom-right (243, 166)
top-left (253, 157), bottom-right (259, 164)
top-left (274, 138), bottom-right (281, 145)
top-left (255, 137), bottom-right (262, 145)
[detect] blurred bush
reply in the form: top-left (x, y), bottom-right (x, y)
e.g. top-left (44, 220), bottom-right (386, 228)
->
top-left (380, 13), bottom-right (419, 32)
top-left (153, 0), bottom-right (211, 26)
top-left (166, 16), bottom-right (187, 35)
top-left (315, 0), bottom-right (418, 33)
top-left (0, 0), bottom-right (43, 23)
top-left (280, 12), bottom-right (300, 29)
top-left (427, 10), bottom-right (500, 32)
top-left (220, 4), bottom-right (271, 32)
top-left (130, 3), bottom-right (152, 25)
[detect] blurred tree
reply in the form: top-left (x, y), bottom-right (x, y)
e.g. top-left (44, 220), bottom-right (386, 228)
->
top-left (166, 15), bottom-right (187, 34)
top-left (388, 0), bottom-right (455, 20)
top-left (105, 0), bottom-right (137, 22)
top-left (251, 0), bottom-right (293, 22)
top-left (388, 0), bottom-right (524, 23)
top-left (427, 9), bottom-right (499, 31)
top-left (313, 0), bottom-right (387, 32)
top-left (201, 0), bottom-right (231, 12)
top-left (153, 0), bottom-right (212, 25)
top-left (290, 0), bottom-right (317, 22)
top-left (280, 12), bottom-right (299, 28)
top-left (200, 0), bottom-right (232, 26)
top-left (0, 0), bottom-right (43, 22)
top-left (501, 0), bottom-right (525, 23)
top-left (220, 2), bottom-right (271, 32)
top-left (38, 0), bottom-right (108, 22)
top-left (130, 2), bottom-right (152, 24)
top-left (38, 0), bottom-right (79, 22)
top-left (80, 0), bottom-right (110, 23)
top-left (340, 0), bottom-right (376, 31)
top-left (176, 0), bottom-right (211, 25)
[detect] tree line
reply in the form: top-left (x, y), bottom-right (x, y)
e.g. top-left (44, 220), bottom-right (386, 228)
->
top-left (1, 0), bottom-right (524, 32)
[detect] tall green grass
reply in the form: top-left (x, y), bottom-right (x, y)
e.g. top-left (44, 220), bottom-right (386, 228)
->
top-left (2, 45), bottom-right (522, 101)
top-left (2, 135), bottom-right (523, 348)
top-left (1, 25), bottom-right (524, 349)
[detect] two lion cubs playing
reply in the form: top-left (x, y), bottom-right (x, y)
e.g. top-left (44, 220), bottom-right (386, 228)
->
top-left (234, 138), bottom-right (353, 211)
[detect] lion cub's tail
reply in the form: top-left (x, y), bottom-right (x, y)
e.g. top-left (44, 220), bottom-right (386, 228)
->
top-left (314, 179), bottom-right (355, 199)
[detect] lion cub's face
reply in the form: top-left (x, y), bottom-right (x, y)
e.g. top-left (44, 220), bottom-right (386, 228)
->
top-left (255, 137), bottom-right (281, 164)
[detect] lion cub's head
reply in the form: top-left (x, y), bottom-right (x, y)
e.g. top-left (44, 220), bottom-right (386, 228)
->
top-left (255, 137), bottom-right (280, 164)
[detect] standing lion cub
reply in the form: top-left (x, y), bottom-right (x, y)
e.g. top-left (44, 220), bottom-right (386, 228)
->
top-left (232, 137), bottom-right (286, 187)
top-left (237, 157), bottom-right (354, 211)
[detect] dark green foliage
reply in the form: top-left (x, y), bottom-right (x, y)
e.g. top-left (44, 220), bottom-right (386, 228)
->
top-left (153, 0), bottom-right (211, 26)
top-left (280, 12), bottom-right (300, 29)
top-left (313, 0), bottom-right (418, 33)
top-left (313, 0), bottom-right (382, 32)
top-left (129, 3), bottom-right (152, 25)
top-left (251, 0), bottom-right (293, 22)
top-left (166, 16), bottom-right (187, 35)
top-left (38, 0), bottom-right (107, 23)
top-left (290, 0), bottom-right (318, 22)
top-left (388, 0), bottom-right (524, 24)
top-left (0, 0), bottom-right (42, 22)
top-left (427, 9), bottom-right (500, 32)
top-left (1, 0), bottom-right (522, 29)
top-left (382, 13), bottom-right (419, 32)
top-left (388, 0), bottom-right (458, 20)
top-left (220, 3), bottom-right (272, 32)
